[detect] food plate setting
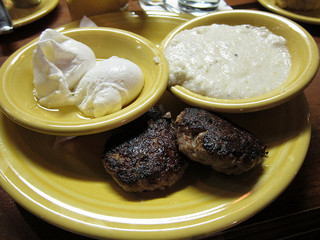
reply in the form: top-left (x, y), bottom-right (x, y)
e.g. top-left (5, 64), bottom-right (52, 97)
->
top-left (258, 0), bottom-right (320, 24)
top-left (0, 27), bottom-right (168, 136)
top-left (160, 10), bottom-right (319, 113)
top-left (3, 0), bottom-right (59, 28)
top-left (0, 7), bottom-right (319, 240)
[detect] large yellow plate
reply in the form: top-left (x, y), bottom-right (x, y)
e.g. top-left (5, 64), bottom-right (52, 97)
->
top-left (0, 11), bottom-right (311, 240)
top-left (57, 10), bottom-right (194, 46)
top-left (3, 0), bottom-right (59, 28)
top-left (258, 0), bottom-right (320, 24)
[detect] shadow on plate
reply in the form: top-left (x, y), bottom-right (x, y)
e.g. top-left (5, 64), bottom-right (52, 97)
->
top-left (115, 161), bottom-right (264, 202)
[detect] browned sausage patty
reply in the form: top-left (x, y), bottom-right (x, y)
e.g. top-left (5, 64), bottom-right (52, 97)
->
top-left (102, 108), bottom-right (188, 192)
top-left (175, 108), bottom-right (267, 175)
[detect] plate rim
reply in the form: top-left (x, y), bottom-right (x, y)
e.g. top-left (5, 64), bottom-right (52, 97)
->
top-left (4, 0), bottom-right (59, 28)
top-left (257, 0), bottom-right (320, 24)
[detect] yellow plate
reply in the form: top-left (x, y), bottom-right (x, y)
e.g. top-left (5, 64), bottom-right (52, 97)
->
top-left (3, 0), bottom-right (59, 28)
top-left (57, 10), bottom-right (194, 46)
top-left (160, 10), bottom-right (319, 113)
top-left (0, 27), bottom-right (168, 136)
top-left (0, 11), bottom-right (311, 240)
top-left (258, 0), bottom-right (320, 24)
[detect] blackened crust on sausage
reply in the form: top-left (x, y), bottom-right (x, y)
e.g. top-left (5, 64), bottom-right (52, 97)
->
top-left (102, 108), bottom-right (188, 192)
top-left (175, 108), bottom-right (267, 175)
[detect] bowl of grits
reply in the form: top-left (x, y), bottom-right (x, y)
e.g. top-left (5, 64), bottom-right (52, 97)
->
top-left (160, 10), bottom-right (319, 113)
top-left (0, 27), bottom-right (168, 135)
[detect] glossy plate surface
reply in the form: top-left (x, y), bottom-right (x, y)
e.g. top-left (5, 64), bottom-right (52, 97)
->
top-left (57, 10), bottom-right (194, 46)
top-left (0, 27), bottom-right (168, 136)
top-left (0, 11), bottom-right (311, 240)
top-left (3, 0), bottom-right (59, 28)
top-left (258, 0), bottom-right (320, 24)
top-left (160, 10), bottom-right (319, 113)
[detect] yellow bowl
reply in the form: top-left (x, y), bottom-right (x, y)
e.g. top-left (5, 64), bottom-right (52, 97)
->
top-left (160, 10), bottom-right (319, 113)
top-left (0, 27), bottom-right (168, 136)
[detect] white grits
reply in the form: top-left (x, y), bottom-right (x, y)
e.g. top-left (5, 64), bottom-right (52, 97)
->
top-left (164, 24), bottom-right (291, 99)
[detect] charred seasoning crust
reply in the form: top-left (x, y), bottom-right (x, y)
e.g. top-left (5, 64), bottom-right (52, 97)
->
top-left (176, 108), bottom-right (266, 158)
top-left (175, 108), bottom-right (267, 174)
top-left (102, 108), bottom-right (188, 191)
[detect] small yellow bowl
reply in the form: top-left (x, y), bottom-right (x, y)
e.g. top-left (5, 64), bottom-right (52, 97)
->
top-left (160, 10), bottom-right (319, 113)
top-left (0, 28), bottom-right (168, 136)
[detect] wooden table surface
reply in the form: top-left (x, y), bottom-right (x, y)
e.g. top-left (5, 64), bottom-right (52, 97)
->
top-left (1, 0), bottom-right (319, 239)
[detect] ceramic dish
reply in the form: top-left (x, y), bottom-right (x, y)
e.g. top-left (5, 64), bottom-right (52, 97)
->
top-left (258, 0), bottom-right (320, 24)
top-left (3, 0), bottom-right (59, 28)
top-left (0, 92), bottom-right (311, 240)
top-left (57, 10), bottom-right (194, 46)
top-left (0, 11), bottom-right (311, 240)
top-left (0, 27), bottom-right (168, 136)
top-left (160, 10), bottom-right (319, 113)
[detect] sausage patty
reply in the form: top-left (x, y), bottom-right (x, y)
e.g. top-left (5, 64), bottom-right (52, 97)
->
top-left (175, 108), bottom-right (267, 175)
top-left (102, 108), bottom-right (188, 192)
